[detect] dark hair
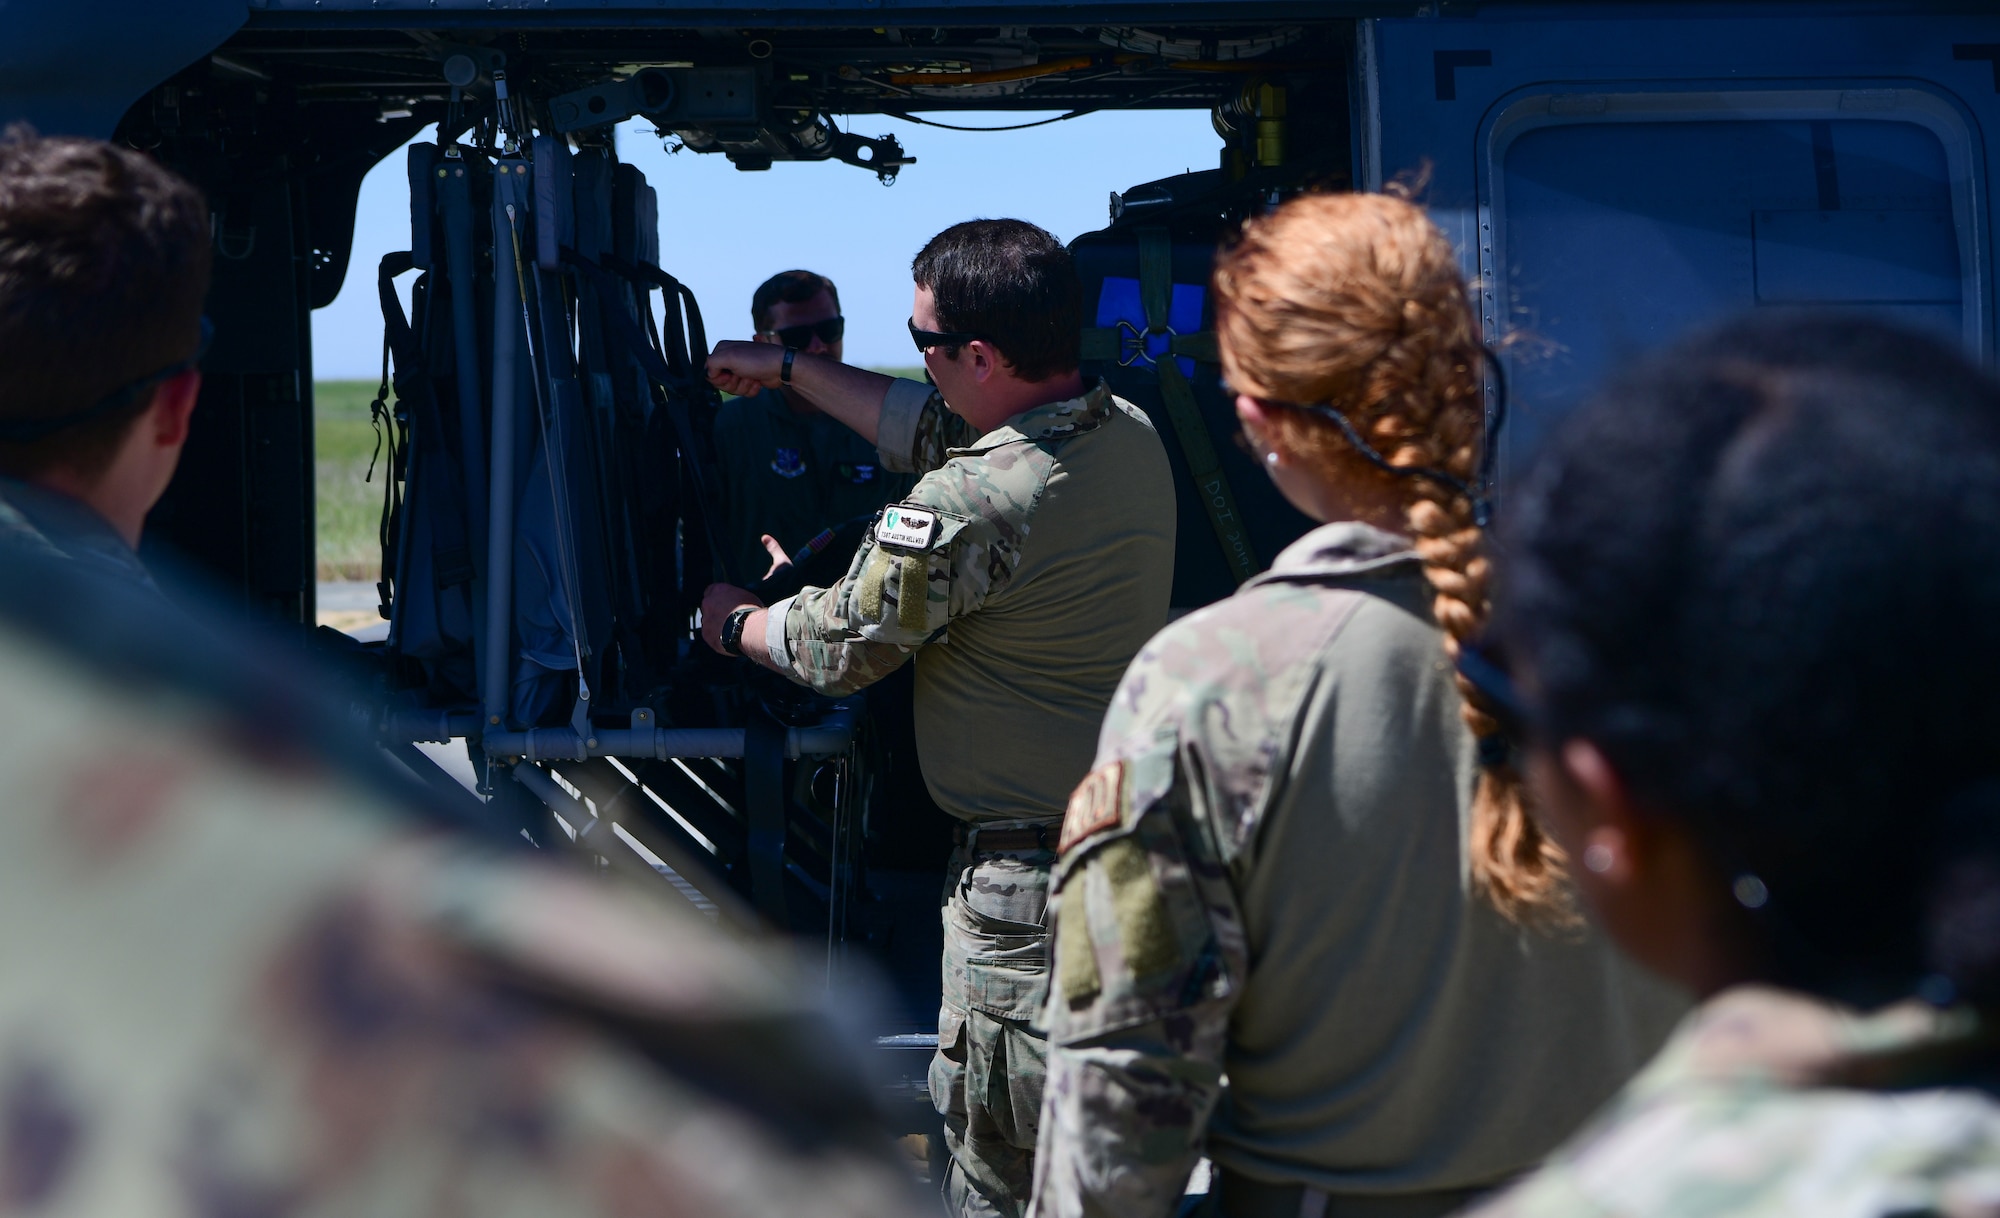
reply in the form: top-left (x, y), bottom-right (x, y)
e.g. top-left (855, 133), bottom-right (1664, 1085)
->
top-left (1495, 313), bottom-right (2000, 1007)
top-left (751, 269), bottom-right (838, 335)
top-left (911, 218), bottom-right (1080, 383)
top-left (0, 126), bottom-right (211, 481)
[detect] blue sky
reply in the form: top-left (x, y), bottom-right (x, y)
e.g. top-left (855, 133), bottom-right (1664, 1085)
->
top-left (311, 109), bottom-right (1221, 379)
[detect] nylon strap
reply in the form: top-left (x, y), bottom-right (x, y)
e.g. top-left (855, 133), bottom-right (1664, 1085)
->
top-left (1134, 226), bottom-right (1259, 585)
top-left (563, 249), bottom-right (741, 585)
top-left (378, 252), bottom-right (476, 590)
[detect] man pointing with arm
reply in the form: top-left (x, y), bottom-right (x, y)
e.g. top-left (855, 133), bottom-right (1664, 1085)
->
top-left (702, 219), bottom-right (1176, 1218)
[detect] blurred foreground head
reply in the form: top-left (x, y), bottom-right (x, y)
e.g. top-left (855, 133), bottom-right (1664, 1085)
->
top-left (1495, 313), bottom-right (2000, 1009)
top-left (0, 547), bottom-right (923, 1216)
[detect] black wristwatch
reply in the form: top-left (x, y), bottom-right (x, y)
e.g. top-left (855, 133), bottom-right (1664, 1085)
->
top-left (720, 605), bottom-right (757, 656)
top-left (781, 346), bottom-right (797, 385)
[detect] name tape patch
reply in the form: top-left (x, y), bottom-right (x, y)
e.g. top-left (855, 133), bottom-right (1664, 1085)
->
top-left (1059, 760), bottom-right (1125, 854)
top-left (875, 504), bottom-right (939, 550)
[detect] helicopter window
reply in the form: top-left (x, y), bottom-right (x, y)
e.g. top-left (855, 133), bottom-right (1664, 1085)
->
top-left (1481, 88), bottom-right (1979, 461)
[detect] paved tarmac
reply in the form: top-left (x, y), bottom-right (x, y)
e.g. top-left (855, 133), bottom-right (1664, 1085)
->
top-left (318, 580), bottom-right (388, 642)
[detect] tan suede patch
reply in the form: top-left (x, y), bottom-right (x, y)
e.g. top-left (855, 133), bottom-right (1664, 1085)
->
top-left (856, 548), bottom-right (892, 622)
top-left (897, 551), bottom-right (928, 633)
top-left (1100, 836), bottom-right (1179, 982)
top-left (1057, 899), bottom-right (1102, 1007)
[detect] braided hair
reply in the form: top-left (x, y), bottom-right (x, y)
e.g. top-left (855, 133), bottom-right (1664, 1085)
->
top-left (1213, 191), bottom-right (1568, 925)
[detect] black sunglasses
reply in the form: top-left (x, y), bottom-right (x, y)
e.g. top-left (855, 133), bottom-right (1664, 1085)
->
top-left (763, 315), bottom-right (844, 350)
top-left (907, 316), bottom-right (990, 355)
top-left (0, 316), bottom-right (213, 444)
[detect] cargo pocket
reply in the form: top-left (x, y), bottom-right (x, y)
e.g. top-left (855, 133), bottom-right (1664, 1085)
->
top-left (930, 1003), bottom-right (969, 1121)
top-left (944, 857), bottom-right (1051, 1021)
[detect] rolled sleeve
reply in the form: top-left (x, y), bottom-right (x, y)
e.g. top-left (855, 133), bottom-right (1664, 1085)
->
top-left (764, 595), bottom-right (799, 673)
top-left (876, 378), bottom-right (936, 474)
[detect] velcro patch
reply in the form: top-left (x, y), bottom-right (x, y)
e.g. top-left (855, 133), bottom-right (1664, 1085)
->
top-left (875, 504), bottom-right (938, 550)
top-left (1059, 760), bottom-right (1124, 854)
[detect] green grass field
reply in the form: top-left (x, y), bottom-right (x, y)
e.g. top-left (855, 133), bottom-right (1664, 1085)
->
top-left (312, 367), bottom-right (929, 581)
top-left (315, 380), bottom-right (389, 581)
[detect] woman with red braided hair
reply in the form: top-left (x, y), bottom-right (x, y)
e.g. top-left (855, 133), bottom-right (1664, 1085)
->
top-left (1029, 192), bottom-right (1684, 1218)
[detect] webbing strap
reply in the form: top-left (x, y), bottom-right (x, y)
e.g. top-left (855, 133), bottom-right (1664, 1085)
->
top-left (378, 252), bottom-right (475, 589)
top-left (1135, 227), bottom-right (1259, 585)
top-left (563, 249), bottom-right (741, 585)
top-left (1079, 327), bottom-right (1218, 365)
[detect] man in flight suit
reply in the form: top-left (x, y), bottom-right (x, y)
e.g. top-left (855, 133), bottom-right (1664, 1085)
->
top-left (701, 219), bottom-right (1178, 1218)
top-left (711, 269), bottom-right (914, 582)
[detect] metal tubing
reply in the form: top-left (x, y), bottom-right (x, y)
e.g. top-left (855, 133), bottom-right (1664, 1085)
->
top-left (482, 168), bottom-right (524, 731)
top-left (468, 706), bottom-right (858, 762)
top-left (437, 153), bottom-right (489, 662)
top-left (511, 760), bottom-right (757, 927)
top-left (382, 709), bottom-right (482, 744)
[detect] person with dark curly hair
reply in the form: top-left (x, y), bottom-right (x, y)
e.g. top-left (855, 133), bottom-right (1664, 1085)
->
top-left (1463, 313), bottom-right (2000, 1217)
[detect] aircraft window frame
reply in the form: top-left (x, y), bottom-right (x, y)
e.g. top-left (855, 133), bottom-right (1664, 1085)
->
top-left (1474, 83), bottom-right (1990, 479)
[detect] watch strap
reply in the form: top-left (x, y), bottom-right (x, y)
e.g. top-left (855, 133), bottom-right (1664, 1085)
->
top-left (721, 605), bottom-right (756, 656)
top-left (781, 347), bottom-right (797, 385)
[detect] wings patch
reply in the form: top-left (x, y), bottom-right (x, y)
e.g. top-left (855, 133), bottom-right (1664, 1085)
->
top-left (875, 504), bottom-right (938, 550)
top-left (1059, 760), bottom-right (1125, 854)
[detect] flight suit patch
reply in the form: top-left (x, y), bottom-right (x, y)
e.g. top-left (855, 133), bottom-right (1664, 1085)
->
top-left (1059, 761), bottom-right (1124, 854)
top-left (770, 447), bottom-right (806, 478)
top-left (838, 462), bottom-right (878, 484)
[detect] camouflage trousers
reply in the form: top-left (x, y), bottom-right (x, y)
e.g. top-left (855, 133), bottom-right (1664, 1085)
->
top-left (932, 838), bottom-right (1056, 1218)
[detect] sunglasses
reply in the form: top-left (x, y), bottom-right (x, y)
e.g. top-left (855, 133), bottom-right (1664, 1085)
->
top-left (763, 316), bottom-right (845, 349)
top-left (907, 317), bottom-right (990, 355)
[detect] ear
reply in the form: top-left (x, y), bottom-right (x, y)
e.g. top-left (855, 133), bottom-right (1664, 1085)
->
top-left (1556, 738), bottom-right (1647, 885)
top-left (150, 370), bottom-right (202, 449)
top-left (966, 339), bottom-right (1002, 384)
top-left (751, 332), bottom-right (775, 345)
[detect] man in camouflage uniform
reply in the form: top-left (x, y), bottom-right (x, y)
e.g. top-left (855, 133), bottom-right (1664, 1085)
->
top-left (0, 545), bottom-right (929, 1218)
top-left (1032, 523), bottom-right (1679, 1218)
top-left (710, 269), bottom-right (914, 584)
top-left (0, 129), bottom-right (206, 594)
top-left (702, 219), bottom-right (1177, 1218)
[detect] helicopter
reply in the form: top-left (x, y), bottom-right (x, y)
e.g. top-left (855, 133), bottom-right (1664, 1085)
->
top-left (6, 0), bottom-right (1998, 1148)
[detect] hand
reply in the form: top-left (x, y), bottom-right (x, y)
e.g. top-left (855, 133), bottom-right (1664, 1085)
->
top-left (760, 534), bottom-right (792, 581)
top-left (700, 583), bottom-right (764, 655)
top-left (707, 340), bottom-right (785, 397)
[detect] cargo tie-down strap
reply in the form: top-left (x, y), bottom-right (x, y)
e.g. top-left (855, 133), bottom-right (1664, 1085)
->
top-left (1080, 226), bottom-right (1259, 585)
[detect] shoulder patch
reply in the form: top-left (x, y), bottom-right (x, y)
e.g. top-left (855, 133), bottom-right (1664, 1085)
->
top-left (875, 503), bottom-right (939, 550)
top-left (1059, 760), bottom-right (1125, 854)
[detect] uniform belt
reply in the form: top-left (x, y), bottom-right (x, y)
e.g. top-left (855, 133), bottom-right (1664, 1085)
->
top-left (1214, 1168), bottom-right (1491, 1218)
top-left (951, 820), bottom-right (1058, 854)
